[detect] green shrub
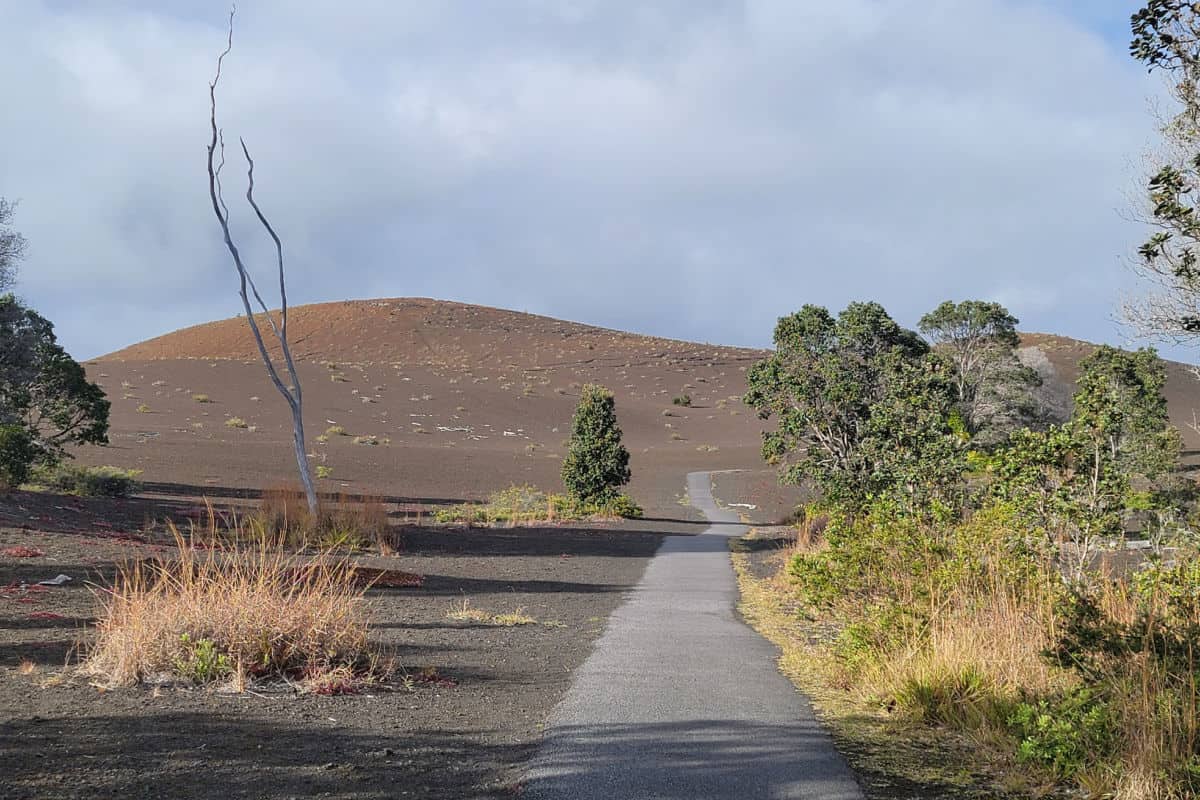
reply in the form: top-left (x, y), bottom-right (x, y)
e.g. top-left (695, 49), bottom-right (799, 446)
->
top-left (436, 485), bottom-right (641, 525)
top-left (174, 634), bottom-right (232, 683)
top-left (0, 425), bottom-right (35, 489)
top-left (32, 464), bottom-right (142, 498)
top-left (561, 385), bottom-right (631, 504)
top-left (673, 394), bottom-right (692, 407)
top-left (1008, 688), bottom-right (1116, 777)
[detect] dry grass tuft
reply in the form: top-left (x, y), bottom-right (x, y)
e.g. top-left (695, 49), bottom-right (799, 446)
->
top-left (254, 484), bottom-right (392, 552)
top-left (80, 525), bottom-right (381, 691)
top-left (447, 599), bottom-right (537, 626)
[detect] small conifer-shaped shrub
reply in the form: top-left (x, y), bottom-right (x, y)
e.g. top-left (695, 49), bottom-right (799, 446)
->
top-left (561, 384), bottom-right (631, 503)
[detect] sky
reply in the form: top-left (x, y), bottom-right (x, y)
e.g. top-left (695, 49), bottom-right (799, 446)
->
top-left (0, 0), bottom-right (1180, 360)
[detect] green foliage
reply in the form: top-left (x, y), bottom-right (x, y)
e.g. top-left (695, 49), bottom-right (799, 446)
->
top-left (989, 346), bottom-right (1179, 545)
top-left (561, 384), bottom-right (631, 504)
top-left (745, 301), bottom-right (964, 512)
top-left (0, 424), bottom-right (35, 488)
top-left (896, 665), bottom-right (1013, 729)
top-left (919, 300), bottom-right (1042, 446)
top-left (0, 295), bottom-right (109, 465)
top-left (31, 463), bottom-right (142, 498)
top-left (174, 633), bottom-right (233, 684)
top-left (1072, 345), bottom-right (1177, 480)
top-left (436, 484), bottom-right (642, 525)
top-left (1008, 688), bottom-right (1116, 777)
top-left (672, 394), bottom-right (691, 407)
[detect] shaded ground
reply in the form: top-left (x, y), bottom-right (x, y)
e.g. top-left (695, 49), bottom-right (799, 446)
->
top-left (0, 489), bottom-right (669, 799)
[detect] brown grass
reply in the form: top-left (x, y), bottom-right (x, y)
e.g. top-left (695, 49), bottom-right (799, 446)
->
top-left (254, 484), bottom-right (391, 552)
top-left (80, 526), bottom-right (380, 690)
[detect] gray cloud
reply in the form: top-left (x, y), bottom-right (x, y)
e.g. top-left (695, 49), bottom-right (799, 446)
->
top-left (0, 0), bottom-right (1167, 359)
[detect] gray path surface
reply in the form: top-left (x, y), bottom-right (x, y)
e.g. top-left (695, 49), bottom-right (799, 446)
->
top-left (522, 471), bottom-right (864, 799)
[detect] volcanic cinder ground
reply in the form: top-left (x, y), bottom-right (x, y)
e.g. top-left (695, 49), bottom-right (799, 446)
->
top-left (85, 298), bottom-right (774, 512)
top-left (3, 298), bottom-right (1200, 799)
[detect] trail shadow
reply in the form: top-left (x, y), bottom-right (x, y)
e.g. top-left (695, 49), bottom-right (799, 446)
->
top-left (139, 481), bottom-right (467, 507)
top-left (527, 719), bottom-right (863, 799)
top-left (0, 710), bottom-right (531, 799)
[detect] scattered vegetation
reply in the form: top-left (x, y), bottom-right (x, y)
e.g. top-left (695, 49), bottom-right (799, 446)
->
top-left (28, 463), bottom-right (142, 498)
top-left (315, 465), bottom-right (333, 479)
top-left (248, 484), bottom-right (391, 551)
top-left (325, 424), bottom-right (348, 437)
top-left (446, 599), bottom-right (537, 627)
top-left (224, 417), bottom-right (248, 429)
top-left (672, 394), bottom-right (691, 407)
top-left (743, 294), bottom-right (1200, 798)
top-left (192, 394), bottom-right (212, 403)
top-left (436, 484), bottom-right (641, 525)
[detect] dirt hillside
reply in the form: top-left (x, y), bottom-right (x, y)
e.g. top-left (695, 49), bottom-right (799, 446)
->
top-left (79, 300), bottom-right (1200, 515)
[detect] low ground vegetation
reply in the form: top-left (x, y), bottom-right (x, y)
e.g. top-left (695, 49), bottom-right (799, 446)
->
top-left (27, 463), bottom-right (142, 498)
top-left (435, 484), bottom-right (641, 525)
top-left (745, 298), bottom-right (1200, 798)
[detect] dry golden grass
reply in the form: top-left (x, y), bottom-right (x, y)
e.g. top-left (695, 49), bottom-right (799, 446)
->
top-left (80, 525), bottom-right (379, 691)
top-left (446, 599), bottom-right (537, 627)
top-left (255, 484), bottom-right (391, 552)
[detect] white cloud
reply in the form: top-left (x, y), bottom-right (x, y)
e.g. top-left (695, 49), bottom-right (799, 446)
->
top-left (0, 0), bottom-right (1164, 358)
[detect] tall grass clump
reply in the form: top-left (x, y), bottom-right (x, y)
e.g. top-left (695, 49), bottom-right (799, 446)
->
top-left (252, 483), bottom-right (390, 551)
top-left (81, 525), bottom-right (379, 691)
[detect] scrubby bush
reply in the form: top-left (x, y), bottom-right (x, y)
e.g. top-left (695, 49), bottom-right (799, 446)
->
top-left (251, 484), bottom-right (389, 551)
top-left (0, 424), bottom-right (35, 488)
top-left (81, 527), bottom-right (380, 690)
top-left (436, 484), bottom-right (641, 525)
top-left (31, 463), bottom-right (142, 497)
top-left (561, 384), bottom-right (631, 504)
top-left (672, 394), bottom-right (691, 407)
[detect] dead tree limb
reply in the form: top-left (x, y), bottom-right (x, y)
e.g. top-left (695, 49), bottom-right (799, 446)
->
top-left (205, 8), bottom-right (318, 513)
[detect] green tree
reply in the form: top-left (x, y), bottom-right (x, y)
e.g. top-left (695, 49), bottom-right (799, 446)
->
top-left (0, 295), bottom-right (109, 467)
top-left (989, 346), bottom-right (1179, 569)
top-left (1126, 3), bottom-right (1200, 348)
top-left (918, 300), bottom-right (1042, 445)
top-left (561, 384), bottom-right (631, 503)
top-left (745, 301), bottom-right (964, 511)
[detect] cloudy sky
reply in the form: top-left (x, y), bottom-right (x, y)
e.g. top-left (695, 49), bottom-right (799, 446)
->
top-left (0, 1), bottom-right (1175, 360)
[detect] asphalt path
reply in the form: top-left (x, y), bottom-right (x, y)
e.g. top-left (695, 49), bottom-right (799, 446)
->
top-left (522, 471), bottom-right (864, 799)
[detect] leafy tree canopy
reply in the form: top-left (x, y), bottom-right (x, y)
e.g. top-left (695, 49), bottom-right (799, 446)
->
top-left (746, 301), bottom-right (963, 512)
top-left (0, 295), bottom-right (109, 465)
top-left (919, 300), bottom-right (1042, 445)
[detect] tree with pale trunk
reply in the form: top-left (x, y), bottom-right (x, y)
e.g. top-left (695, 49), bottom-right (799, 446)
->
top-left (205, 10), bottom-right (317, 513)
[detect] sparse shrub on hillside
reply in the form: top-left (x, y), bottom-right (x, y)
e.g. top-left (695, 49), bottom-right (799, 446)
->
top-left (224, 417), bottom-right (248, 429)
top-left (192, 394), bottom-right (212, 403)
top-left (561, 384), bottom-right (631, 505)
top-left (436, 484), bottom-right (641, 525)
top-left (0, 424), bottom-right (35, 489)
top-left (31, 464), bottom-right (142, 498)
top-left (136, 404), bottom-right (151, 413)
top-left (315, 465), bottom-right (333, 479)
top-left (325, 425), bottom-right (348, 437)
top-left (672, 394), bottom-right (691, 407)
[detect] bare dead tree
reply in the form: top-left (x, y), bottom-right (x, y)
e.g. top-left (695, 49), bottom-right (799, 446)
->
top-left (206, 9), bottom-right (318, 513)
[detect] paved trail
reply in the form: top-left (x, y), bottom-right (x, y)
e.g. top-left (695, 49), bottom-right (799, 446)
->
top-left (523, 471), bottom-right (864, 799)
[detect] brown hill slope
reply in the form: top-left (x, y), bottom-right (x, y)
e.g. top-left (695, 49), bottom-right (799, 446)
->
top-left (77, 301), bottom-right (1200, 514)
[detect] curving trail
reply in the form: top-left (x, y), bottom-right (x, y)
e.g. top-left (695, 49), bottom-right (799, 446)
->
top-left (522, 471), bottom-right (864, 799)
